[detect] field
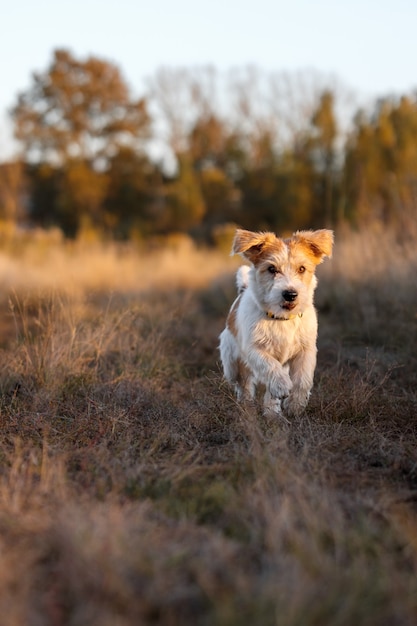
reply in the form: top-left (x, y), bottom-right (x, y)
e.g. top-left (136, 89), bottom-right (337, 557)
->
top-left (0, 225), bottom-right (416, 625)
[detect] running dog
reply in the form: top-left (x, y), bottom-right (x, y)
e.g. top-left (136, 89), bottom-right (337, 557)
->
top-left (219, 228), bottom-right (333, 418)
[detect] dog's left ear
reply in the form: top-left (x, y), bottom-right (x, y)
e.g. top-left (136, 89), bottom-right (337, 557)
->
top-left (295, 229), bottom-right (334, 263)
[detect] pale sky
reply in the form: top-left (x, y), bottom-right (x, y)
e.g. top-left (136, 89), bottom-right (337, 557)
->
top-left (1, 0), bottom-right (416, 159)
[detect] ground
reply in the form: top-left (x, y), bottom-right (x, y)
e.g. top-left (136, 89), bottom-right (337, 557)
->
top-left (0, 228), bottom-right (416, 625)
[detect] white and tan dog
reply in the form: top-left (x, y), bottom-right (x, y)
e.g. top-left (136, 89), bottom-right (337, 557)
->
top-left (219, 228), bottom-right (333, 418)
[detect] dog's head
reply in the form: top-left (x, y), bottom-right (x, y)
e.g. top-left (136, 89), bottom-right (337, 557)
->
top-left (232, 228), bottom-right (333, 319)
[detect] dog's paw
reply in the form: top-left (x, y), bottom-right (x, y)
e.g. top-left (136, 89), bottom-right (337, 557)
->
top-left (268, 371), bottom-right (293, 400)
top-left (282, 390), bottom-right (310, 418)
top-left (263, 395), bottom-right (282, 418)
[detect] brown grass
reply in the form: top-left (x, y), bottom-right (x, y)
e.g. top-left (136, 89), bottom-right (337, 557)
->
top-left (0, 227), bottom-right (416, 625)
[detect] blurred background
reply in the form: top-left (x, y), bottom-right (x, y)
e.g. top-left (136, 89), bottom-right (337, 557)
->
top-left (1, 0), bottom-right (417, 242)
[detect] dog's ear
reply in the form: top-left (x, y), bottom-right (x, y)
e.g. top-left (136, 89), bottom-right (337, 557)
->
top-left (232, 229), bottom-right (279, 264)
top-left (294, 229), bottom-right (334, 263)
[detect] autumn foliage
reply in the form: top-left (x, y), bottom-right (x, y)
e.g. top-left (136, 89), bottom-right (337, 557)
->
top-left (2, 49), bottom-right (417, 238)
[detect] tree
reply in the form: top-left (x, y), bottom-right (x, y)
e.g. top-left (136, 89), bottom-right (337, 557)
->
top-left (164, 154), bottom-right (206, 232)
top-left (149, 68), bottom-right (244, 234)
top-left (345, 95), bottom-right (417, 226)
top-left (105, 147), bottom-right (161, 237)
top-left (11, 49), bottom-right (150, 168)
top-left (149, 66), bottom-right (220, 162)
top-left (11, 49), bottom-right (151, 236)
top-left (58, 160), bottom-right (109, 235)
top-left (309, 90), bottom-right (338, 225)
top-left (0, 160), bottom-right (26, 223)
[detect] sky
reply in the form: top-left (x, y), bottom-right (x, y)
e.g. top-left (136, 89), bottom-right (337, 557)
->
top-left (1, 0), bottom-right (417, 159)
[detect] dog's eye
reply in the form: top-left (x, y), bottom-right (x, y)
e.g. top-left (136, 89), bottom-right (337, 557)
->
top-left (268, 265), bottom-right (277, 275)
top-left (298, 265), bottom-right (306, 274)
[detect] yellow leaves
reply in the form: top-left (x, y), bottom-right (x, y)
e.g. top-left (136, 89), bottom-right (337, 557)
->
top-left (199, 166), bottom-right (234, 216)
top-left (347, 95), bottom-right (417, 223)
top-left (377, 112), bottom-right (396, 149)
top-left (311, 90), bottom-right (337, 150)
top-left (63, 160), bottom-right (108, 214)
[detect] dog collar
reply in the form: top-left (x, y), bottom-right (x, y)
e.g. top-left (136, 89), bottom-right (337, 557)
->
top-left (265, 311), bottom-right (303, 321)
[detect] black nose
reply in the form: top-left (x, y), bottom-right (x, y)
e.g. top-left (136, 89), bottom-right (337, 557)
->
top-left (282, 289), bottom-right (298, 302)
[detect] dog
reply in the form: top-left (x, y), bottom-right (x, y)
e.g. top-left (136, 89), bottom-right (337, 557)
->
top-left (219, 228), bottom-right (333, 418)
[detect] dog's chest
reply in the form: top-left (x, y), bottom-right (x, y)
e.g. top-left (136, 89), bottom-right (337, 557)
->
top-left (253, 319), bottom-right (302, 364)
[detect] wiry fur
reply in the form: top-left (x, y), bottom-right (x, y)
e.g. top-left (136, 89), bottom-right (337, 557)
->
top-left (219, 228), bottom-right (334, 418)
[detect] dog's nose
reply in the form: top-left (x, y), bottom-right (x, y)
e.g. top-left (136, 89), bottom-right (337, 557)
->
top-left (282, 289), bottom-right (298, 302)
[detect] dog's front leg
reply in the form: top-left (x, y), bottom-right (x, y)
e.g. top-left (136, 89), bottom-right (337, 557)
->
top-left (283, 347), bottom-right (317, 417)
top-left (246, 347), bottom-right (293, 407)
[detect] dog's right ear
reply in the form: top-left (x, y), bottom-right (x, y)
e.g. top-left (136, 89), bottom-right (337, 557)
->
top-left (232, 229), bottom-right (278, 264)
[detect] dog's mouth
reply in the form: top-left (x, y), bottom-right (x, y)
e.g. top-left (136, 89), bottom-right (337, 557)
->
top-left (281, 302), bottom-right (297, 311)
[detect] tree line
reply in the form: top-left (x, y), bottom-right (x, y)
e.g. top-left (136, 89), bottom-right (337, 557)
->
top-left (1, 49), bottom-right (417, 240)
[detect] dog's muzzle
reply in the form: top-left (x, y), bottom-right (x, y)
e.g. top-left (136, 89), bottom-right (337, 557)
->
top-left (282, 289), bottom-right (298, 310)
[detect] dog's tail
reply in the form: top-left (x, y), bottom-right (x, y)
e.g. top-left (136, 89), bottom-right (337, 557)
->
top-left (236, 265), bottom-right (250, 294)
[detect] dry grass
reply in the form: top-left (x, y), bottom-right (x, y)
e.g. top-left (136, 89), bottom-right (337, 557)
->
top-left (0, 226), bottom-right (416, 625)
